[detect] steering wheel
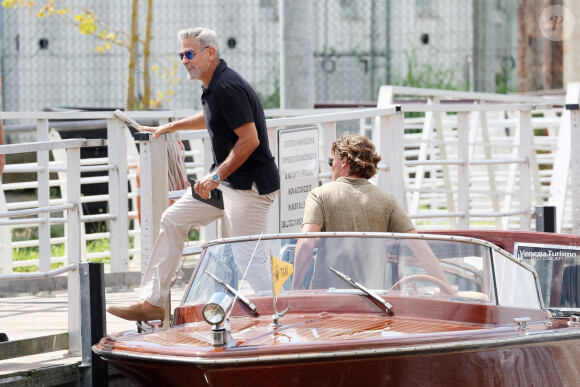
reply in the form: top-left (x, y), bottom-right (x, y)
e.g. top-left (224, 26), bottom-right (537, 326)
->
top-left (390, 274), bottom-right (457, 295)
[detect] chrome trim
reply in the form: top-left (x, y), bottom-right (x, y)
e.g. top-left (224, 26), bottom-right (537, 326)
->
top-left (330, 267), bottom-right (392, 313)
top-left (202, 292), bottom-right (232, 326)
top-left (93, 328), bottom-right (580, 366)
top-left (205, 271), bottom-right (258, 314)
top-left (514, 317), bottom-right (531, 331)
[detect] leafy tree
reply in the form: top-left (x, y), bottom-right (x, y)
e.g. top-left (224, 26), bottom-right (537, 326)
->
top-left (1, 0), bottom-right (178, 110)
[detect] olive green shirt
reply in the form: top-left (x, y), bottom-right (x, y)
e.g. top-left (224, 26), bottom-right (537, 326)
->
top-left (302, 177), bottom-right (415, 232)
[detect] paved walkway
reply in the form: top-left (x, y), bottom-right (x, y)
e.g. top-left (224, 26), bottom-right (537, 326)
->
top-left (0, 284), bottom-right (186, 375)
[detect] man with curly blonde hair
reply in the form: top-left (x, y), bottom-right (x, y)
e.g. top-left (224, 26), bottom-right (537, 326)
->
top-left (292, 133), bottom-right (451, 290)
top-left (303, 132), bottom-right (413, 233)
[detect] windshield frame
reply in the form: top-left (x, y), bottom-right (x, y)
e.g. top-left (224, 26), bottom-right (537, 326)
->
top-left (182, 232), bottom-right (544, 310)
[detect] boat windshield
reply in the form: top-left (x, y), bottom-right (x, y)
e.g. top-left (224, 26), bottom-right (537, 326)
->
top-left (183, 234), bottom-right (542, 309)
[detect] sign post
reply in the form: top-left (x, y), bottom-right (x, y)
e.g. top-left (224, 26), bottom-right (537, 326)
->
top-left (278, 127), bottom-right (319, 233)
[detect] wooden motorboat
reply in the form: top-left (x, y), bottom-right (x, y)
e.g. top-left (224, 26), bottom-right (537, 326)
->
top-left (93, 231), bottom-right (580, 386)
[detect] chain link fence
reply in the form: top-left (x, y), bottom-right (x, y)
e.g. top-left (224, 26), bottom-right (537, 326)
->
top-left (0, 0), bottom-right (520, 113)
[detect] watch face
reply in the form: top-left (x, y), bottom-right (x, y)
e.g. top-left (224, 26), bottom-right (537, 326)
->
top-left (212, 173), bottom-right (220, 182)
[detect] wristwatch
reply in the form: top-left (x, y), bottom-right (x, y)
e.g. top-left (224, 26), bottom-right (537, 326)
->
top-left (212, 172), bottom-right (222, 185)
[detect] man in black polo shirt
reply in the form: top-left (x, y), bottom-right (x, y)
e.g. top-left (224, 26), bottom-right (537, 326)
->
top-left (108, 27), bottom-right (279, 322)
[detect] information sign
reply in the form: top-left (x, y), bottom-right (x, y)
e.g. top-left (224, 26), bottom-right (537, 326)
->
top-left (278, 127), bottom-right (319, 233)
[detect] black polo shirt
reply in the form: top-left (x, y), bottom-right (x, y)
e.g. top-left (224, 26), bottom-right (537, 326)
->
top-left (201, 60), bottom-right (279, 195)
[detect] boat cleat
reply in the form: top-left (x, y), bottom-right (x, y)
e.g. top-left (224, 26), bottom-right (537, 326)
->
top-left (514, 317), bottom-right (531, 331)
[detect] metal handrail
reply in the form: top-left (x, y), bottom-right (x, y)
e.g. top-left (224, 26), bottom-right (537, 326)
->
top-left (0, 203), bottom-right (77, 219)
top-left (0, 263), bottom-right (76, 281)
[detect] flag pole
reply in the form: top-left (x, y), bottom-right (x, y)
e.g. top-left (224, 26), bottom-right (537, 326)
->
top-left (270, 249), bottom-right (291, 327)
top-left (270, 249), bottom-right (280, 326)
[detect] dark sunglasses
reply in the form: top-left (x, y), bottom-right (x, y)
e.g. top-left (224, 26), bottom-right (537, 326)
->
top-left (328, 156), bottom-right (334, 167)
top-left (179, 47), bottom-right (209, 61)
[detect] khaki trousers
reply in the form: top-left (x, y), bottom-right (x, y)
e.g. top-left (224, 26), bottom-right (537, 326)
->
top-left (139, 184), bottom-right (277, 307)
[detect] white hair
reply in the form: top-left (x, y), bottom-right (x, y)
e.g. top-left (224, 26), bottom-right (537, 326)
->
top-left (177, 27), bottom-right (220, 59)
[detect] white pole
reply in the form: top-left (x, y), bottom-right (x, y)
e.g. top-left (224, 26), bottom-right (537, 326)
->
top-left (518, 111), bottom-right (533, 230)
top-left (36, 119), bottom-right (50, 272)
top-left (457, 112), bottom-right (470, 229)
top-left (67, 146), bottom-right (82, 355)
top-left (279, 0), bottom-right (314, 109)
top-left (107, 118), bottom-right (129, 272)
top-left (138, 133), bottom-right (168, 275)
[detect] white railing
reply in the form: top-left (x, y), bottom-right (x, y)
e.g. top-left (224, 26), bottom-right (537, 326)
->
top-left (0, 110), bottom-right (197, 274)
top-left (376, 84), bottom-right (575, 231)
top-left (378, 85), bottom-right (566, 104)
top-left (0, 136), bottom-right (107, 274)
top-left (0, 138), bottom-right (98, 357)
top-left (0, 85), bottom-right (579, 278)
top-left (0, 113), bottom-right (132, 273)
top-left (385, 104), bottom-right (540, 230)
top-left (135, 99), bottom-right (578, 277)
top-left (134, 107), bottom-right (400, 272)
top-left (0, 89), bottom-right (578, 368)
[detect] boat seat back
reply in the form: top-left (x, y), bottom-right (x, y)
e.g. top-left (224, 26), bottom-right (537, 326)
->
top-left (310, 238), bottom-right (389, 290)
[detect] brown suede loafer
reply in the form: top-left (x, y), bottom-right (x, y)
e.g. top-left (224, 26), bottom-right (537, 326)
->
top-left (107, 303), bottom-right (165, 322)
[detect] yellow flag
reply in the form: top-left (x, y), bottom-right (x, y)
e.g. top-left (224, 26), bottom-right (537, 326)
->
top-left (271, 252), bottom-right (294, 297)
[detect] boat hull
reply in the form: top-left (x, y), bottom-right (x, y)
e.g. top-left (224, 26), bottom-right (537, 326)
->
top-left (100, 336), bottom-right (580, 387)
top-left (95, 231), bottom-right (580, 386)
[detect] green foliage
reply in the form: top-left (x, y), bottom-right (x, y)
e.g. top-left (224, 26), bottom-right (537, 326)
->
top-left (149, 57), bottom-right (181, 109)
top-left (188, 228), bottom-right (200, 241)
top-left (12, 228), bottom-right (199, 272)
top-left (89, 238), bottom-right (110, 252)
top-left (259, 84), bottom-right (281, 110)
top-left (399, 48), bottom-right (456, 90)
top-left (12, 225), bottom-right (110, 272)
top-left (495, 70), bottom-right (517, 95)
top-left (389, 48), bottom-right (462, 120)
top-left (255, 74), bottom-right (280, 110)
top-left (13, 239), bottom-right (109, 272)
top-left (13, 244), bottom-right (65, 272)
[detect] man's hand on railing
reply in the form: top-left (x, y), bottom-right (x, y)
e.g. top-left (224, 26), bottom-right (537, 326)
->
top-left (138, 124), bottom-right (173, 139)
